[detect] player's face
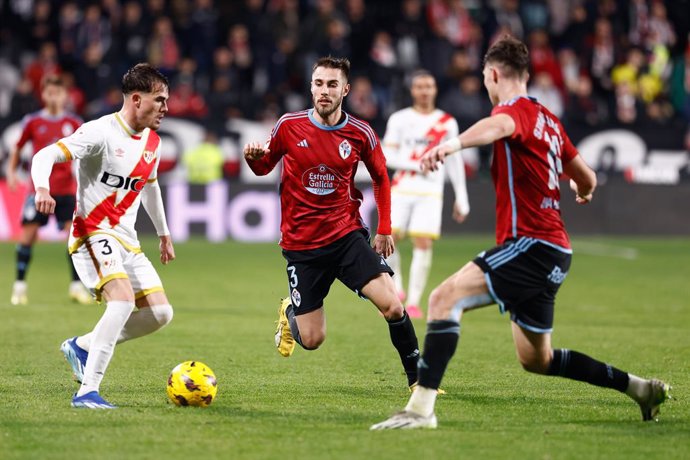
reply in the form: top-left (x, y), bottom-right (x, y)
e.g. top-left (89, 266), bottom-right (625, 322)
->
top-left (41, 84), bottom-right (67, 111)
top-left (311, 67), bottom-right (350, 120)
top-left (136, 84), bottom-right (169, 130)
top-left (410, 75), bottom-right (437, 109)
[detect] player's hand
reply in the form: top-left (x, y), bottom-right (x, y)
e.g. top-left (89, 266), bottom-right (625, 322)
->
top-left (243, 141), bottom-right (269, 161)
top-left (452, 204), bottom-right (468, 223)
top-left (569, 179), bottom-right (593, 204)
top-left (159, 235), bottom-right (176, 265)
top-left (34, 187), bottom-right (56, 214)
top-left (6, 169), bottom-right (21, 192)
top-left (420, 144), bottom-right (451, 174)
top-left (373, 234), bottom-right (395, 259)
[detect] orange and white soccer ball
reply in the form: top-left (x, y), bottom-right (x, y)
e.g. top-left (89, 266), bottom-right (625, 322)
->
top-left (166, 361), bottom-right (218, 407)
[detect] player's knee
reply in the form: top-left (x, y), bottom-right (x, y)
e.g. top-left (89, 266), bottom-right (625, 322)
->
top-left (300, 333), bottom-right (325, 350)
top-left (152, 303), bottom-right (174, 328)
top-left (518, 355), bottom-right (550, 375)
top-left (428, 287), bottom-right (450, 316)
top-left (383, 303), bottom-right (405, 321)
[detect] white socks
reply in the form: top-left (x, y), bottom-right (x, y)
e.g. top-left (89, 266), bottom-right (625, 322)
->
top-left (76, 304), bottom-right (174, 351)
top-left (407, 248), bottom-right (432, 307)
top-left (386, 250), bottom-right (404, 296)
top-left (77, 300), bottom-right (134, 396)
top-left (405, 385), bottom-right (438, 417)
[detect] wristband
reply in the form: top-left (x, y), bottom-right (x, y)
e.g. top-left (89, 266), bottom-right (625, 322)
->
top-left (441, 137), bottom-right (462, 153)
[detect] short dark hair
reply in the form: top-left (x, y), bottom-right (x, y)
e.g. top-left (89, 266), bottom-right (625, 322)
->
top-left (483, 35), bottom-right (529, 79)
top-left (41, 74), bottom-right (64, 89)
top-left (312, 56), bottom-right (350, 81)
top-left (121, 63), bottom-right (169, 94)
top-left (409, 69), bottom-right (435, 85)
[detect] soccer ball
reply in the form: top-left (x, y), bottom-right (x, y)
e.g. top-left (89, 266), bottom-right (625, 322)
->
top-left (166, 361), bottom-right (218, 407)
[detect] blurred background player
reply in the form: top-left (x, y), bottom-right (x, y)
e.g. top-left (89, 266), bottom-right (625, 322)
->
top-left (31, 63), bottom-right (175, 409)
top-left (382, 70), bottom-right (470, 319)
top-left (372, 36), bottom-right (670, 430)
top-left (6, 74), bottom-right (91, 306)
top-left (244, 56), bottom-right (421, 390)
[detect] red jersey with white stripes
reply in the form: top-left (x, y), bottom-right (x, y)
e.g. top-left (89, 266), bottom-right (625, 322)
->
top-left (490, 96), bottom-right (578, 248)
top-left (246, 109), bottom-right (391, 250)
top-left (15, 109), bottom-right (82, 195)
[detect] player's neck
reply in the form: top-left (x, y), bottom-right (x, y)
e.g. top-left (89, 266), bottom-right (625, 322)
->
top-left (45, 106), bottom-right (62, 116)
top-left (118, 108), bottom-right (144, 134)
top-left (412, 104), bottom-right (435, 114)
top-left (313, 107), bottom-right (344, 126)
top-left (496, 82), bottom-right (528, 105)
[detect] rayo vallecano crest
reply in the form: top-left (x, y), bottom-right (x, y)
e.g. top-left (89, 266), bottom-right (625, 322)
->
top-left (338, 139), bottom-right (351, 160)
top-left (143, 149), bottom-right (156, 164)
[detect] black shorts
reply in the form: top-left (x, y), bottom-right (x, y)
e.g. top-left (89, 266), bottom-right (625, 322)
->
top-left (21, 194), bottom-right (75, 228)
top-left (282, 229), bottom-right (394, 315)
top-left (473, 237), bottom-right (572, 333)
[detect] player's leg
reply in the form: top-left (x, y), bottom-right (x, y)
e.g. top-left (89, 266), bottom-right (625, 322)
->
top-left (55, 195), bottom-right (94, 304)
top-left (277, 252), bottom-right (334, 355)
top-left (371, 260), bottom-right (493, 430)
top-left (405, 236), bottom-right (433, 318)
top-left (512, 322), bottom-right (671, 421)
top-left (405, 195), bottom-right (442, 318)
top-left (11, 194), bottom-right (46, 305)
top-left (387, 192), bottom-right (413, 301)
top-left (360, 273), bottom-right (419, 387)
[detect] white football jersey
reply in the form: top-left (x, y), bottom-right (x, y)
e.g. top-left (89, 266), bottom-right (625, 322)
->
top-left (382, 108), bottom-right (460, 196)
top-left (56, 113), bottom-right (162, 252)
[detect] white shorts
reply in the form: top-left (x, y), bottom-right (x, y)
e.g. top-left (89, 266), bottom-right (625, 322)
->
top-left (391, 192), bottom-right (443, 239)
top-left (71, 234), bottom-right (164, 301)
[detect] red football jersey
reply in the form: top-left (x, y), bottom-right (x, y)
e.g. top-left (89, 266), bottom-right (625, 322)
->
top-left (16, 109), bottom-right (82, 195)
top-left (247, 109), bottom-right (391, 250)
top-left (490, 96), bottom-right (578, 248)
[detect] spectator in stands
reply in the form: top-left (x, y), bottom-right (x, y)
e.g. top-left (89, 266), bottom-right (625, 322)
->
top-left (24, 42), bottom-right (61, 99)
top-left (147, 16), bottom-right (180, 76)
top-left (168, 82), bottom-right (209, 120)
top-left (76, 4), bottom-right (112, 62)
top-left (393, 0), bottom-right (427, 72)
top-left (27, 0), bottom-right (57, 51)
top-left (564, 75), bottom-right (608, 128)
top-left (118, 1), bottom-right (149, 69)
top-left (439, 74), bottom-right (491, 132)
top-left (528, 71), bottom-right (564, 118)
top-left (8, 78), bottom-right (40, 124)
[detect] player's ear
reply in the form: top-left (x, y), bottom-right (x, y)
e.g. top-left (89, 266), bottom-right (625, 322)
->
top-left (132, 92), bottom-right (141, 108)
top-left (342, 82), bottom-right (351, 97)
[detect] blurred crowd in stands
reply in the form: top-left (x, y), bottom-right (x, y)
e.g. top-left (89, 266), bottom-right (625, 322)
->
top-left (0, 0), bottom-right (689, 143)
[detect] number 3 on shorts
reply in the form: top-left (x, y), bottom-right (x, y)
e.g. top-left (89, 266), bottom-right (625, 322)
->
top-left (98, 239), bottom-right (113, 255)
top-left (287, 265), bottom-right (298, 288)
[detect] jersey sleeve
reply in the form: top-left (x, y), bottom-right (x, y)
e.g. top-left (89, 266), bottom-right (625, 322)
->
top-left (361, 136), bottom-right (392, 235)
top-left (14, 116), bottom-right (33, 150)
top-left (56, 120), bottom-right (105, 161)
top-left (492, 103), bottom-right (529, 143)
top-left (245, 120), bottom-right (286, 175)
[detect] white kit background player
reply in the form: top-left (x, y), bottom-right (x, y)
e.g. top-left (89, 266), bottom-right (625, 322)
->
top-left (382, 70), bottom-right (470, 319)
top-left (31, 63), bottom-right (175, 409)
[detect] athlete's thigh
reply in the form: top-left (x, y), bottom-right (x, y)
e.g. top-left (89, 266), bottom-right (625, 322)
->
top-left (511, 321), bottom-right (552, 370)
top-left (407, 195), bottom-right (442, 239)
top-left (428, 261), bottom-right (491, 321)
top-left (71, 235), bottom-right (129, 301)
top-left (391, 192), bottom-right (413, 235)
top-left (283, 253), bottom-right (337, 315)
top-left (360, 272), bottom-right (398, 311)
top-left (336, 230), bottom-right (393, 297)
top-left (123, 251), bottom-right (165, 301)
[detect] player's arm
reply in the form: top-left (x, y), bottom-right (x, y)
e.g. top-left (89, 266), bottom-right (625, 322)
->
top-left (6, 120), bottom-right (32, 191)
top-left (363, 142), bottom-right (394, 258)
top-left (141, 176), bottom-right (175, 264)
top-left (30, 143), bottom-right (70, 214)
top-left (443, 119), bottom-right (470, 222)
top-left (564, 154), bottom-right (596, 204)
top-left (421, 114), bottom-right (515, 173)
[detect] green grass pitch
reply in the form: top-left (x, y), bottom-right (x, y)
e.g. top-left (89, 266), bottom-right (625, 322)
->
top-left (1, 236), bottom-right (688, 459)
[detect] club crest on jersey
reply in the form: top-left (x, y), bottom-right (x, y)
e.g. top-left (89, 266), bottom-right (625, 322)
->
top-left (338, 140), bottom-right (351, 160)
top-left (143, 149), bottom-right (156, 164)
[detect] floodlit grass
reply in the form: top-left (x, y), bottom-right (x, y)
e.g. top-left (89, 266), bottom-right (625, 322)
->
top-left (1, 236), bottom-right (688, 459)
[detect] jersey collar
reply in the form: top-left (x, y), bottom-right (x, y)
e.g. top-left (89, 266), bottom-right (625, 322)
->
top-left (114, 112), bottom-right (144, 139)
top-left (307, 108), bottom-right (348, 131)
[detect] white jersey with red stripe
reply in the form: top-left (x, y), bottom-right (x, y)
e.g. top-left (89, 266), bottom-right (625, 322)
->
top-left (382, 108), bottom-right (460, 196)
top-left (56, 112), bottom-right (162, 252)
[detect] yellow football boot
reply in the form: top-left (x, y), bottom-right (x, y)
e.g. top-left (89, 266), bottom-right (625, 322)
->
top-left (275, 298), bottom-right (295, 357)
